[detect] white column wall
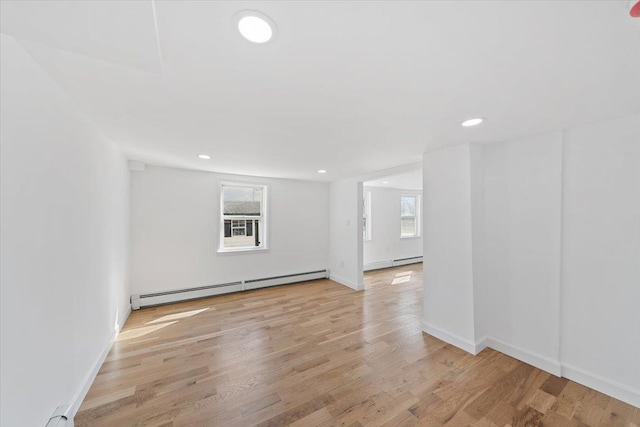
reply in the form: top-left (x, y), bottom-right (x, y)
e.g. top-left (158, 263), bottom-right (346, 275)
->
top-left (561, 115), bottom-right (640, 405)
top-left (422, 144), bottom-right (478, 352)
top-left (482, 131), bottom-right (563, 375)
top-left (422, 114), bottom-right (640, 407)
top-left (329, 179), bottom-right (364, 290)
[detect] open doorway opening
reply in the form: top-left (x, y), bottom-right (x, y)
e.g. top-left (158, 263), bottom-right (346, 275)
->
top-left (362, 169), bottom-right (423, 289)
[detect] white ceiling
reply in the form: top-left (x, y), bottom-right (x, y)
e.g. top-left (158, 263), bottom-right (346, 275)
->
top-left (2, 1), bottom-right (639, 182)
top-left (365, 169), bottom-right (422, 191)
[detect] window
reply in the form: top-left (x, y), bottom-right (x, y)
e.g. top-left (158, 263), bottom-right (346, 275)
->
top-left (363, 191), bottom-right (372, 241)
top-left (400, 195), bottom-right (419, 238)
top-left (220, 183), bottom-right (267, 251)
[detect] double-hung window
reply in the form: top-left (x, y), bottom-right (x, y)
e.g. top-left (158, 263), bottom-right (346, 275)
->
top-left (220, 183), bottom-right (267, 252)
top-left (400, 195), bottom-right (419, 238)
top-left (363, 191), bottom-right (372, 241)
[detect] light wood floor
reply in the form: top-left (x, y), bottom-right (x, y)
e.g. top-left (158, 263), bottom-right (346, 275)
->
top-left (76, 265), bottom-right (639, 426)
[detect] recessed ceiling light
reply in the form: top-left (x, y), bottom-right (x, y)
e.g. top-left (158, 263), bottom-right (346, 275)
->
top-left (461, 118), bottom-right (484, 127)
top-left (317, 169), bottom-right (327, 174)
top-left (382, 181), bottom-right (389, 184)
top-left (235, 11), bottom-right (277, 44)
top-left (198, 154), bottom-right (211, 159)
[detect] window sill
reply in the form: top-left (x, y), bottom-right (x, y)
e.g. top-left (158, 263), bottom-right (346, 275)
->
top-left (217, 247), bottom-right (270, 255)
top-left (400, 235), bottom-right (421, 239)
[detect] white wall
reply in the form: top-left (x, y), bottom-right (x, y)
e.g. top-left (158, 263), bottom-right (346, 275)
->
top-left (482, 131), bottom-right (563, 374)
top-left (363, 186), bottom-right (423, 268)
top-left (469, 145), bottom-right (488, 341)
top-left (0, 34), bottom-right (130, 426)
top-left (329, 179), bottom-right (363, 290)
top-left (561, 115), bottom-right (640, 405)
top-left (422, 144), bottom-right (478, 352)
top-left (130, 165), bottom-right (329, 294)
top-left (422, 115), bottom-right (640, 406)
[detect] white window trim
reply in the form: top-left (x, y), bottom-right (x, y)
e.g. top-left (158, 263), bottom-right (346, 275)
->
top-left (400, 194), bottom-right (420, 239)
top-left (218, 181), bottom-right (269, 253)
top-left (363, 191), bottom-right (372, 241)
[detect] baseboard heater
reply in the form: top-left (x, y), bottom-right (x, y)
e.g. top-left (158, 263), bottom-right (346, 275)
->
top-left (392, 256), bottom-right (423, 267)
top-left (364, 256), bottom-right (423, 271)
top-left (131, 269), bottom-right (328, 310)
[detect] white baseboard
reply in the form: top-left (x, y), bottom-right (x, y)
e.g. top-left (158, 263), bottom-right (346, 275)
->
top-left (483, 337), bottom-right (562, 376)
top-left (117, 305), bottom-right (131, 335)
top-left (68, 306), bottom-right (131, 419)
top-left (422, 325), bottom-right (638, 407)
top-left (421, 321), bottom-right (479, 355)
top-left (562, 363), bottom-right (640, 408)
top-left (330, 274), bottom-right (363, 291)
top-left (474, 336), bottom-right (489, 355)
top-left (421, 323), bottom-right (561, 375)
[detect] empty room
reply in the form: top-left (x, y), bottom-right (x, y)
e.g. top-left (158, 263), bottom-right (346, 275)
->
top-left (1, 1), bottom-right (639, 426)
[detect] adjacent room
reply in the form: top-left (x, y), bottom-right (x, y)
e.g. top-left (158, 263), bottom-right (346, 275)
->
top-left (1, 1), bottom-right (639, 426)
top-left (363, 169), bottom-right (424, 274)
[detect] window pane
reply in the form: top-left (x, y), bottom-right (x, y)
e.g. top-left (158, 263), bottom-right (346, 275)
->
top-left (223, 186), bottom-right (262, 217)
top-left (363, 217), bottom-right (367, 239)
top-left (401, 217), bottom-right (416, 237)
top-left (221, 184), bottom-right (266, 250)
top-left (401, 196), bottom-right (416, 216)
top-left (363, 191), bottom-right (371, 241)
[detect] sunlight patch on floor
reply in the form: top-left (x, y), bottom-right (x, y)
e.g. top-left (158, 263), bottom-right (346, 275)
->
top-left (146, 308), bottom-right (209, 325)
top-left (391, 276), bottom-right (411, 285)
top-left (117, 321), bottom-right (178, 341)
top-left (391, 270), bottom-right (412, 285)
top-left (395, 271), bottom-right (412, 277)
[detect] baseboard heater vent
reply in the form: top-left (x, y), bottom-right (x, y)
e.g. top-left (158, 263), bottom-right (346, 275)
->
top-left (364, 257), bottom-right (423, 271)
top-left (392, 256), bottom-right (423, 267)
top-left (244, 270), bottom-right (328, 291)
top-left (131, 269), bottom-right (328, 310)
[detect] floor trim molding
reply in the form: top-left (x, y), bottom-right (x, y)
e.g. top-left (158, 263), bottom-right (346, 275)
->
top-left (562, 363), bottom-right (640, 408)
top-left (482, 336), bottom-right (562, 377)
top-left (68, 306), bottom-right (131, 418)
top-left (421, 321), bottom-right (479, 355)
top-left (329, 274), bottom-right (363, 291)
top-left (422, 322), bottom-right (639, 407)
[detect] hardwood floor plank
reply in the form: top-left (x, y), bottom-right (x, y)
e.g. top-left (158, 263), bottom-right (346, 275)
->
top-left (541, 375), bottom-right (570, 397)
top-left (526, 388), bottom-right (557, 414)
top-left (75, 265), bottom-right (638, 426)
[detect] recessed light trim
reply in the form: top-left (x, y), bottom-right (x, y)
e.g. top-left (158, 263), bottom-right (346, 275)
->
top-left (382, 181), bottom-right (389, 184)
top-left (461, 117), bottom-right (485, 127)
top-left (234, 10), bottom-right (278, 44)
top-left (198, 154), bottom-right (211, 159)
top-left (317, 169), bottom-right (327, 174)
